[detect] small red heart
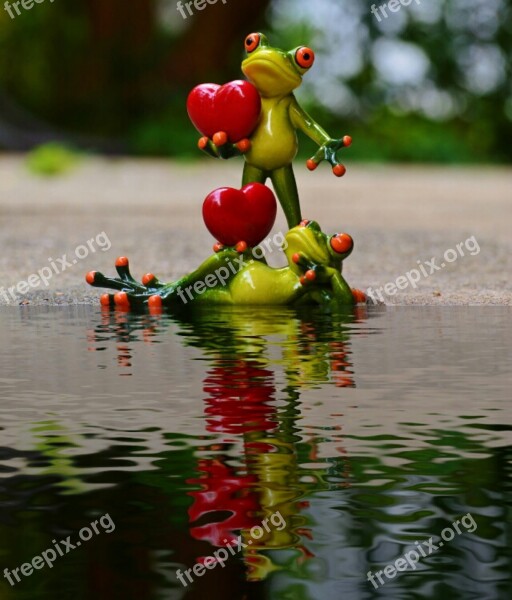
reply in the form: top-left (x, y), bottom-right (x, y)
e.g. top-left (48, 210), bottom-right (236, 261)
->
top-left (203, 183), bottom-right (277, 248)
top-left (187, 80), bottom-right (261, 143)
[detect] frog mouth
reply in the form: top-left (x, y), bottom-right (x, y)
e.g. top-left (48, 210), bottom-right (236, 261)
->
top-left (242, 57), bottom-right (301, 91)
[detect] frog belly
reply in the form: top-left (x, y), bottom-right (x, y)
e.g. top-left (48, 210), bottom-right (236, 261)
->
top-left (246, 99), bottom-right (298, 171)
top-left (229, 264), bottom-right (300, 304)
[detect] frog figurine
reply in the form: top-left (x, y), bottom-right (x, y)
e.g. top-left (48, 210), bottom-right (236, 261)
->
top-left (197, 33), bottom-right (352, 229)
top-left (86, 221), bottom-right (366, 310)
top-left (87, 33), bottom-right (366, 311)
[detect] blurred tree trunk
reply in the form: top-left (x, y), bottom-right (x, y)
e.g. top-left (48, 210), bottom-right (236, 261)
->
top-left (0, 0), bottom-right (271, 145)
top-left (163, 0), bottom-right (272, 86)
top-left (84, 0), bottom-right (270, 86)
top-left (86, 0), bottom-right (155, 49)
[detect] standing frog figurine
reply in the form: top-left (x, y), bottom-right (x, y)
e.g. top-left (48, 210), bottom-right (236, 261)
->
top-left (198, 33), bottom-right (352, 229)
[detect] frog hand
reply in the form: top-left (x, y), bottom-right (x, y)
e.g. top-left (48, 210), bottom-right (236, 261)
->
top-left (198, 133), bottom-right (251, 160)
top-left (306, 135), bottom-right (352, 177)
top-left (291, 253), bottom-right (354, 305)
top-left (292, 252), bottom-right (335, 287)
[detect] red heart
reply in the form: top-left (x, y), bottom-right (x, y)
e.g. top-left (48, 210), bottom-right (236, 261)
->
top-left (187, 80), bottom-right (261, 143)
top-left (203, 183), bottom-right (277, 247)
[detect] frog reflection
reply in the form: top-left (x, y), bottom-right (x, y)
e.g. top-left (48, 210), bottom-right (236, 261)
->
top-left (87, 306), bottom-right (365, 584)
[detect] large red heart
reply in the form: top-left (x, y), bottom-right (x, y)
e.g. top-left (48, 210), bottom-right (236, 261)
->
top-left (203, 183), bottom-right (277, 247)
top-left (187, 80), bottom-right (261, 143)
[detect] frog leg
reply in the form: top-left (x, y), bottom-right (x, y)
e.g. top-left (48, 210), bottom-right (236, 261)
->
top-left (329, 270), bottom-right (356, 305)
top-left (242, 162), bottom-right (267, 185)
top-left (169, 248), bottom-right (251, 305)
top-left (269, 165), bottom-right (302, 229)
top-left (243, 163), bottom-right (302, 228)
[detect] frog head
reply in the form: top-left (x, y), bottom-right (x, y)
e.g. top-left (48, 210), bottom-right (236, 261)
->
top-left (284, 220), bottom-right (354, 277)
top-left (241, 33), bottom-right (315, 98)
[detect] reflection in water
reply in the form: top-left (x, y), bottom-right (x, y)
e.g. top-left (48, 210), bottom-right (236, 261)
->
top-left (0, 306), bottom-right (510, 599)
top-left (87, 306), bottom-right (368, 586)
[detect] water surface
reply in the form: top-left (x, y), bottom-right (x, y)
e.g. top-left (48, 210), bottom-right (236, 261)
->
top-left (0, 305), bottom-right (511, 599)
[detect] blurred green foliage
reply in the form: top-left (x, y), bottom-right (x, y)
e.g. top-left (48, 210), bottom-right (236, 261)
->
top-left (0, 0), bottom-right (511, 163)
top-left (26, 142), bottom-right (81, 176)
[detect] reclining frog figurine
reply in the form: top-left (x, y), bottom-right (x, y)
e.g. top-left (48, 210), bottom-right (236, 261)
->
top-left (86, 220), bottom-right (365, 311)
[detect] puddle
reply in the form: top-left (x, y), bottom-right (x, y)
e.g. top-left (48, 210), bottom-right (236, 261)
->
top-left (0, 305), bottom-right (511, 599)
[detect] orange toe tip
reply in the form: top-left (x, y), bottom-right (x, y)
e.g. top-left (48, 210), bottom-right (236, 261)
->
top-left (198, 137), bottom-right (209, 149)
top-left (213, 242), bottom-right (224, 253)
top-left (115, 256), bottom-right (129, 268)
top-left (292, 253), bottom-right (301, 264)
top-left (343, 135), bottom-right (352, 147)
top-left (333, 164), bottom-right (347, 178)
top-left (142, 273), bottom-right (156, 286)
top-left (299, 276), bottom-right (307, 286)
top-left (114, 292), bottom-right (130, 307)
top-left (100, 294), bottom-right (111, 307)
top-left (85, 271), bottom-right (97, 285)
top-left (213, 131), bottom-right (228, 146)
top-left (352, 289), bottom-right (367, 304)
top-left (235, 241), bottom-right (248, 253)
top-left (305, 269), bottom-right (316, 282)
top-left (236, 139), bottom-right (251, 153)
top-left (306, 159), bottom-right (318, 171)
top-left (148, 295), bottom-right (163, 308)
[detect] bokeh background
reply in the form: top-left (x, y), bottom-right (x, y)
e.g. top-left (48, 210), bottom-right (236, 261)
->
top-left (1, 0), bottom-right (511, 164)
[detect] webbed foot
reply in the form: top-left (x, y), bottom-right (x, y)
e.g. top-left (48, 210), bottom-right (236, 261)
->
top-left (87, 257), bottom-right (169, 312)
top-left (351, 289), bottom-right (367, 305)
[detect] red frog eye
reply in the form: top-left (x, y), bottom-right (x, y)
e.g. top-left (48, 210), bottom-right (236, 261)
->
top-left (245, 33), bottom-right (261, 53)
top-left (331, 233), bottom-right (353, 254)
top-left (295, 47), bottom-right (315, 69)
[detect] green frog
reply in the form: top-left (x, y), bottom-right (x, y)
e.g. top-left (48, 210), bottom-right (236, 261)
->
top-left (86, 221), bottom-right (365, 310)
top-left (199, 33), bottom-right (352, 229)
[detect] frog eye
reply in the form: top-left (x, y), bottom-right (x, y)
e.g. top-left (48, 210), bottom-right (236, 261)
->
top-left (295, 47), bottom-right (315, 69)
top-left (331, 233), bottom-right (353, 255)
top-left (245, 33), bottom-right (261, 53)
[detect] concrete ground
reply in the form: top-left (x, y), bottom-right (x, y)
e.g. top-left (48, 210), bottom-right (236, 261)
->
top-left (0, 154), bottom-right (510, 306)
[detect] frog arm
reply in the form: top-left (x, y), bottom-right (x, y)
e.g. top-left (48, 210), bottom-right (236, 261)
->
top-left (298, 263), bottom-right (355, 306)
top-left (289, 97), bottom-right (331, 146)
top-left (289, 97), bottom-right (352, 177)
